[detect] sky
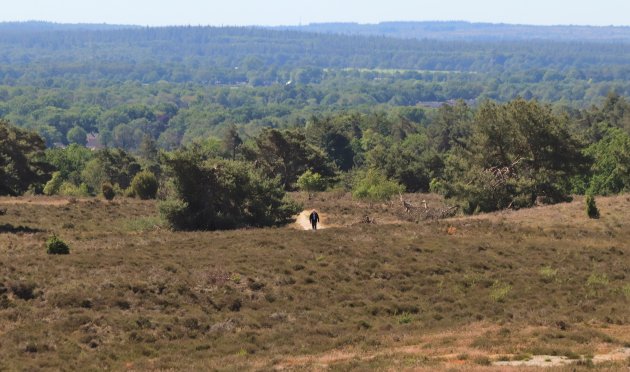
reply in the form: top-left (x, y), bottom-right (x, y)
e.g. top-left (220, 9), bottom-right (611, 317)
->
top-left (3, 0), bottom-right (630, 27)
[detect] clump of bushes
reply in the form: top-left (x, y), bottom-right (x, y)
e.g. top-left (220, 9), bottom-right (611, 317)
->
top-left (159, 149), bottom-right (300, 231)
top-left (296, 170), bottom-right (328, 199)
top-left (586, 194), bottom-right (600, 219)
top-left (352, 169), bottom-right (404, 202)
top-left (10, 281), bottom-right (37, 300)
top-left (46, 234), bottom-right (70, 255)
top-left (131, 170), bottom-right (158, 199)
top-left (102, 182), bottom-right (115, 200)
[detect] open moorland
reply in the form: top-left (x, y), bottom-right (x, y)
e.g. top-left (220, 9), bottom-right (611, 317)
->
top-left (1, 193), bottom-right (630, 371)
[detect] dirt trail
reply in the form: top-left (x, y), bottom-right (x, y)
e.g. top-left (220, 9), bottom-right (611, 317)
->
top-left (276, 345), bottom-right (630, 370)
top-left (0, 197), bottom-right (74, 206)
top-left (293, 210), bottom-right (332, 230)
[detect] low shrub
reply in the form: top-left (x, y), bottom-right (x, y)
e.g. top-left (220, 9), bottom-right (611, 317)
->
top-left (43, 171), bottom-right (63, 195)
top-left (586, 194), bottom-right (600, 219)
top-left (46, 234), bottom-right (70, 255)
top-left (352, 169), bottom-right (404, 202)
top-left (473, 356), bottom-right (492, 366)
top-left (131, 170), bottom-right (158, 200)
top-left (10, 281), bottom-right (37, 300)
top-left (102, 182), bottom-right (115, 201)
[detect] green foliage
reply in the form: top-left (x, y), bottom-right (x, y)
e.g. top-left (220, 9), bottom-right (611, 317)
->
top-left (245, 128), bottom-right (337, 190)
top-left (397, 312), bottom-right (413, 324)
top-left (101, 183), bottom-right (115, 201)
top-left (352, 169), bottom-right (404, 202)
top-left (443, 99), bottom-right (589, 213)
top-left (490, 281), bottom-right (512, 302)
top-left (306, 115), bottom-right (356, 171)
top-left (131, 170), bottom-right (158, 200)
top-left (59, 182), bottom-right (89, 197)
top-left (586, 194), bottom-right (600, 219)
top-left (160, 147), bottom-right (300, 230)
top-left (586, 273), bottom-right (609, 287)
top-left (296, 170), bottom-right (328, 196)
top-left (370, 133), bottom-right (444, 192)
top-left (43, 172), bottom-right (64, 196)
top-left (46, 235), bottom-right (70, 255)
top-left (45, 144), bottom-right (93, 186)
top-left (0, 119), bottom-right (53, 196)
top-left (66, 126), bottom-right (87, 146)
top-left (222, 124), bottom-right (243, 160)
top-left (584, 128), bottom-right (630, 195)
top-left (539, 266), bottom-right (558, 283)
top-left (81, 148), bottom-right (141, 193)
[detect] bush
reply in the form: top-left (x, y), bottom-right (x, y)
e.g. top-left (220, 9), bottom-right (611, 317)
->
top-left (131, 170), bottom-right (158, 199)
top-left (160, 149), bottom-right (300, 230)
top-left (46, 235), bottom-right (70, 255)
top-left (296, 170), bottom-right (328, 199)
top-left (59, 182), bottom-right (89, 197)
top-left (441, 99), bottom-right (588, 213)
top-left (102, 182), bottom-right (115, 200)
top-left (43, 172), bottom-right (63, 195)
top-left (10, 282), bottom-right (37, 300)
top-left (352, 169), bottom-right (404, 202)
top-left (586, 194), bottom-right (600, 219)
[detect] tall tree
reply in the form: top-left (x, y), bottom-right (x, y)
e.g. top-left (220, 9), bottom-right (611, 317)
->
top-left (443, 99), bottom-right (589, 213)
top-left (245, 129), bottom-right (337, 190)
top-left (0, 119), bottom-right (54, 195)
top-left (160, 147), bottom-right (300, 230)
top-left (222, 124), bottom-right (243, 160)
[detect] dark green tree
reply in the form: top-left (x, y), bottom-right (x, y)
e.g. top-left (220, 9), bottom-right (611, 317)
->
top-left (0, 119), bottom-right (53, 195)
top-left (584, 127), bottom-right (630, 195)
top-left (245, 128), bottom-right (337, 190)
top-left (81, 148), bottom-right (141, 192)
top-left (159, 147), bottom-right (300, 230)
top-left (443, 99), bottom-right (589, 213)
top-left (222, 124), bottom-right (243, 160)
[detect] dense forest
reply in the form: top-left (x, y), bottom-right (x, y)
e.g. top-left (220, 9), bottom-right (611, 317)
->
top-left (2, 24), bottom-right (630, 150)
top-left (278, 21), bottom-right (630, 42)
top-left (2, 23), bottom-right (630, 229)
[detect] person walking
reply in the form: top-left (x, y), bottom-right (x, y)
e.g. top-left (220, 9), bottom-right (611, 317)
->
top-left (309, 210), bottom-right (320, 230)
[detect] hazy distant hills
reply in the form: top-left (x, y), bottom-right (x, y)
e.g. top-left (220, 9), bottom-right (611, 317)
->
top-left (3, 21), bottom-right (630, 42)
top-left (0, 21), bottom-right (140, 32)
top-left (274, 21), bottom-right (630, 42)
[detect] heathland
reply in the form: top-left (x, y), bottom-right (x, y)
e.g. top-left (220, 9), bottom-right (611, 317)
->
top-left (0, 192), bottom-right (629, 370)
top-left (2, 20), bottom-right (630, 371)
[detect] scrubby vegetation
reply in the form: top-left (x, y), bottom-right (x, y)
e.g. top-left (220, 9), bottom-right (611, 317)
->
top-left (2, 21), bottom-right (630, 370)
top-left (131, 170), bottom-right (158, 200)
top-left (0, 193), bottom-right (629, 369)
top-left (45, 234), bottom-right (69, 255)
top-left (586, 194), bottom-right (600, 219)
top-left (4, 93), bottom-right (630, 218)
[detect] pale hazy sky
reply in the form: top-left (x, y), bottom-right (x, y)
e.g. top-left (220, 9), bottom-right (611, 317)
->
top-left (2, 0), bottom-right (630, 27)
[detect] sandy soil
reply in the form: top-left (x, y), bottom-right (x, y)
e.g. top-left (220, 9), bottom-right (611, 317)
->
top-left (292, 210), bottom-right (331, 230)
top-left (0, 196), bottom-right (74, 206)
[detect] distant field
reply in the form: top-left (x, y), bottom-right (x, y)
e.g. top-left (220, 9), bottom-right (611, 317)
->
top-left (0, 193), bottom-right (629, 370)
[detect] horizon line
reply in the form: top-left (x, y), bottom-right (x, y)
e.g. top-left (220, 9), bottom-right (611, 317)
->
top-left (2, 19), bottom-right (630, 29)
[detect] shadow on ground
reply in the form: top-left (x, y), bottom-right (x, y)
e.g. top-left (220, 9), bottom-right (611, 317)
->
top-left (0, 224), bottom-right (43, 234)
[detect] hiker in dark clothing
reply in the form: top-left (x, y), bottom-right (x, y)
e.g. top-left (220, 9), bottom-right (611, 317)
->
top-left (309, 210), bottom-right (320, 230)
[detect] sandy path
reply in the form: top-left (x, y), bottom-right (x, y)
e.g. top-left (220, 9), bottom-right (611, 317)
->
top-left (0, 197), bottom-right (73, 206)
top-left (293, 210), bottom-right (329, 230)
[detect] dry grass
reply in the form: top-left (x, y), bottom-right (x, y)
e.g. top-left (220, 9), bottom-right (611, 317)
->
top-left (0, 193), bottom-right (629, 370)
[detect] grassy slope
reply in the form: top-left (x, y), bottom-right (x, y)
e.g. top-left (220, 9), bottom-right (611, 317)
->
top-left (0, 194), bottom-right (629, 370)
